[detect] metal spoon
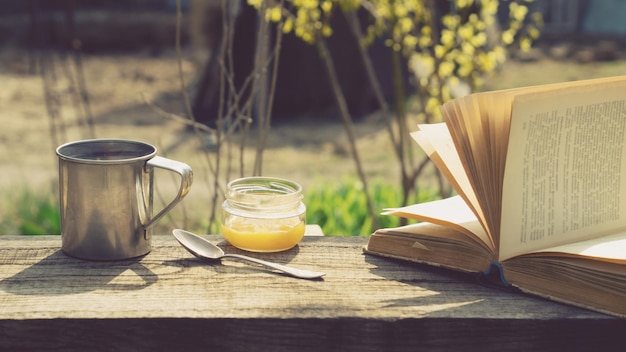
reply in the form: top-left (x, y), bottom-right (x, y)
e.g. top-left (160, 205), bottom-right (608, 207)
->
top-left (172, 229), bottom-right (325, 279)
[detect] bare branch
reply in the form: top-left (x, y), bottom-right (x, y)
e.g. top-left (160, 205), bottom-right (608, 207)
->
top-left (141, 93), bottom-right (215, 133)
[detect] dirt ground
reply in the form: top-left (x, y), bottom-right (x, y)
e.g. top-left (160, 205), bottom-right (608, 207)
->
top-left (3, 45), bottom-right (626, 233)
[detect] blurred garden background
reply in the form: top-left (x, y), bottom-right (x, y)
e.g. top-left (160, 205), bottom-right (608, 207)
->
top-left (2, 0), bottom-right (626, 236)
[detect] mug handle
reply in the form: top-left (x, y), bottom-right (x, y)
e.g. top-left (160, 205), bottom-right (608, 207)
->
top-left (143, 156), bottom-right (193, 230)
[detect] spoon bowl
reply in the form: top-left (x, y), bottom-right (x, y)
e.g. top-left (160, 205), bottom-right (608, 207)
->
top-left (172, 229), bottom-right (325, 279)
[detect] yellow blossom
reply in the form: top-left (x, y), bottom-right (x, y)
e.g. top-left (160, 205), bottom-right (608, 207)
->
top-left (322, 24), bottom-right (333, 37)
top-left (265, 6), bottom-right (282, 22)
top-left (481, 0), bottom-right (498, 16)
top-left (438, 61), bottom-right (455, 78)
top-left (455, 0), bottom-right (474, 9)
top-left (321, 0), bottom-right (333, 13)
top-left (283, 17), bottom-right (294, 33)
top-left (458, 62), bottom-right (473, 77)
top-left (502, 29), bottom-right (515, 45)
top-left (403, 34), bottom-right (418, 49)
top-left (458, 25), bottom-right (474, 40)
top-left (399, 17), bottom-right (413, 33)
top-left (461, 41), bottom-right (475, 55)
top-left (470, 32), bottom-right (487, 47)
top-left (442, 14), bottom-right (460, 29)
top-left (441, 29), bottom-right (456, 46)
top-left (519, 37), bottom-right (532, 51)
top-left (418, 34), bottom-right (431, 48)
top-left (510, 2), bottom-right (528, 21)
top-left (425, 97), bottom-right (440, 113)
top-left (528, 26), bottom-right (541, 39)
top-left (434, 45), bottom-right (446, 59)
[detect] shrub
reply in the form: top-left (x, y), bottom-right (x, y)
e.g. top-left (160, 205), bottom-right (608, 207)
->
top-left (0, 187), bottom-right (61, 235)
top-left (304, 177), bottom-right (438, 236)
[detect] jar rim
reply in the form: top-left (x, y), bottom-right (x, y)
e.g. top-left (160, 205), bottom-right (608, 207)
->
top-left (226, 176), bottom-right (302, 197)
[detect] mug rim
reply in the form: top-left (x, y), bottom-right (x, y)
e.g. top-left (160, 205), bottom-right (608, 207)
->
top-left (56, 138), bottom-right (157, 164)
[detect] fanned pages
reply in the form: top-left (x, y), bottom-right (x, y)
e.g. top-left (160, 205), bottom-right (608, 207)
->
top-left (382, 195), bottom-right (490, 251)
top-left (366, 75), bottom-right (626, 318)
top-left (410, 123), bottom-right (492, 247)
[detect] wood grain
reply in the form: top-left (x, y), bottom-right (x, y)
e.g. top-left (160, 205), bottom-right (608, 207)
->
top-left (0, 235), bottom-right (623, 351)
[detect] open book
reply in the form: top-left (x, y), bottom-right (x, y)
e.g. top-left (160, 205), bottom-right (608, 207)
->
top-left (365, 75), bottom-right (626, 318)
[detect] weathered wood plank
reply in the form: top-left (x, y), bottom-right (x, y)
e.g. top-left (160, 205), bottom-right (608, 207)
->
top-left (0, 235), bottom-right (623, 351)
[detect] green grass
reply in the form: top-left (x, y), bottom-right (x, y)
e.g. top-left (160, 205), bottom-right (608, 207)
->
top-left (0, 188), bottom-right (61, 235)
top-left (304, 177), bottom-right (438, 236)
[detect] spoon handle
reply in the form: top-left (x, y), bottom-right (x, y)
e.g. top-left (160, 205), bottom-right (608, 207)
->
top-left (222, 254), bottom-right (325, 279)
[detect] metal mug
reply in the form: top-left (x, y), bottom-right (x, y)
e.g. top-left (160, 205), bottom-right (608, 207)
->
top-left (56, 139), bottom-right (193, 260)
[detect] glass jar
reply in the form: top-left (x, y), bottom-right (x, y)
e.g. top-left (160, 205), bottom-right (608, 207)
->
top-left (221, 177), bottom-right (306, 252)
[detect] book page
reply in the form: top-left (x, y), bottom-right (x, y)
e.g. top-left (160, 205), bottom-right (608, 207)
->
top-left (382, 195), bottom-right (492, 251)
top-left (411, 124), bottom-right (476, 204)
top-left (500, 78), bottom-right (626, 260)
top-left (530, 231), bottom-right (626, 262)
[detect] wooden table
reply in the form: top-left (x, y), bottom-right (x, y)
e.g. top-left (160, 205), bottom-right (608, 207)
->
top-left (0, 234), bottom-right (623, 351)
